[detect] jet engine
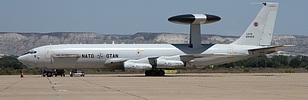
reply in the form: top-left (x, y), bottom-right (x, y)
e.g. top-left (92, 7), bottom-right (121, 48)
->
top-left (123, 61), bottom-right (152, 69)
top-left (157, 59), bottom-right (184, 68)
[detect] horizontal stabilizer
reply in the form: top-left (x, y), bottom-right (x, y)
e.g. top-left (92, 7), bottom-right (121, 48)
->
top-left (180, 53), bottom-right (234, 62)
top-left (248, 45), bottom-right (294, 56)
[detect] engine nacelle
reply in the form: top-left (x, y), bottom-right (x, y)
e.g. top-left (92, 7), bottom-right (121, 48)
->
top-left (157, 59), bottom-right (184, 68)
top-left (123, 61), bottom-right (152, 69)
top-left (168, 14), bottom-right (221, 25)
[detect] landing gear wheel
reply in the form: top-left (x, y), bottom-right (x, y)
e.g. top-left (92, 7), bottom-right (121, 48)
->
top-left (150, 70), bottom-right (156, 76)
top-left (145, 70), bottom-right (151, 76)
top-left (145, 69), bottom-right (165, 76)
top-left (158, 70), bottom-right (165, 76)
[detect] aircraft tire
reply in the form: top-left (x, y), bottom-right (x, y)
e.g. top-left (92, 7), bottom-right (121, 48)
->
top-left (145, 70), bottom-right (150, 76)
top-left (145, 69), bottom-right (165, 76)
top-left (150, 70), bottom-right (156, 76)
top-left (158, 70), bottom-right (165, 76)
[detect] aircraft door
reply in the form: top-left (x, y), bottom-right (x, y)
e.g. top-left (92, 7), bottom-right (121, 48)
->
top-left (228, 46), bottom-right (234, 59)
top-left (45, 48), bottom-right (52, 59)
top-left (228, 47), bottom-right (233, 54)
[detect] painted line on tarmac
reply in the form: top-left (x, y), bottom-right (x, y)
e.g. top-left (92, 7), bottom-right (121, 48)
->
top-left (46, 77), bottom-right (63, 100)
top-left (0, 78), bottom-right (23, 92)
top-left (77, 78), bottom-right (149, 100)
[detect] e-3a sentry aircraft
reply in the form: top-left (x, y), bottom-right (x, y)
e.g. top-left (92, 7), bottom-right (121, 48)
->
top-left (18, 2), bottom-right (290, 76)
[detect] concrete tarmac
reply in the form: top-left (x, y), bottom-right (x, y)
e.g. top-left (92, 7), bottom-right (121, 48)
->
top-left (0, 73), bottom-right (308, 100)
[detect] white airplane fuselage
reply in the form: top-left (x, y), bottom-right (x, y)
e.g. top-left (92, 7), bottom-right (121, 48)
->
top-left (17, 2), bottom-right (282, 76)
top-left (18, 43), bottom-right (259, 69)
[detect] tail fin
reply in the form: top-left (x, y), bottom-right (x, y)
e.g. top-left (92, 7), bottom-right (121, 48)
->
top-left (231, 2), bottom-right (278, 46)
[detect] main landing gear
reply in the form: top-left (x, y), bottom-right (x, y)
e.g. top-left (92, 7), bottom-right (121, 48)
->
top-left (145, 69), bottom-right (165, 76)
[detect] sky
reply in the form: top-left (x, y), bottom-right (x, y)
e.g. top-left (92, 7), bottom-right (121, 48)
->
top-left (0, 0), bottom-right (307, 36)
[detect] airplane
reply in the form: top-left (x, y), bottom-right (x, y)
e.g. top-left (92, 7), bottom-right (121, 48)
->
top-left (18, 2), bottom-right (289, 76)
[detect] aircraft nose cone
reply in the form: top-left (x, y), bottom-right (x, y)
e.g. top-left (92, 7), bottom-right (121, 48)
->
top-left (17, 56), bottom-right (27, 63)
top-left (18, 55), bottom-right (36, 68)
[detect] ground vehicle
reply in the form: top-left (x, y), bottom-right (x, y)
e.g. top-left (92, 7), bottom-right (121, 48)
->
top-left (70, 70), bottom-right (85, 77)
top-left (42, 69), bottom-right (65, 77)
top-left (53, 69), bottom-right (65, 77)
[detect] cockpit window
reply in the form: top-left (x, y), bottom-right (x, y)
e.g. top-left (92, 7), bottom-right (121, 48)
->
top-left (23, 50), bottom-right (37, 55)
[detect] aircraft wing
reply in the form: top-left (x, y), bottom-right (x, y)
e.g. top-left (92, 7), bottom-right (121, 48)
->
top-left (104, 57), bottom-right (157, 69)
top-left (104, 58), bottom-right (130, 67)
top-left (106, 53), bottom-right (244, 69)
top-left (104, 45), bottom-right (291, 69)
top-left (248, 45), bottom-right (294, 56)
top-left (180, 53), bottom-right (234, 62)
top-left (104, 55), bottom-right (184, 69)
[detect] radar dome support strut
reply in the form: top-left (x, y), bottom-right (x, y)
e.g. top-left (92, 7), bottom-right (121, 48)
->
top-left (168, 14), bottom-right (221, 48)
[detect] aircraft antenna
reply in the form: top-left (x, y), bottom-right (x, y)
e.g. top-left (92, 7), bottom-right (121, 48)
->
top-left (168, 14), bottom-right (220, 48)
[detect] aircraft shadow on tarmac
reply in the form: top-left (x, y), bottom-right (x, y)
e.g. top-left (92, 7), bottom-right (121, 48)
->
top-left (98, 74), bottom-right (279, 77)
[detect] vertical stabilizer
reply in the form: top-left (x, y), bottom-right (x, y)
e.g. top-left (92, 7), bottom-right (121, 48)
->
top-left (232, 2), bottom-right (278, 46)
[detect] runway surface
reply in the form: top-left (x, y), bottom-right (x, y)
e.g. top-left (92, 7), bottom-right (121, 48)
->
top-left (0, 73), bottom-right (308, 100)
